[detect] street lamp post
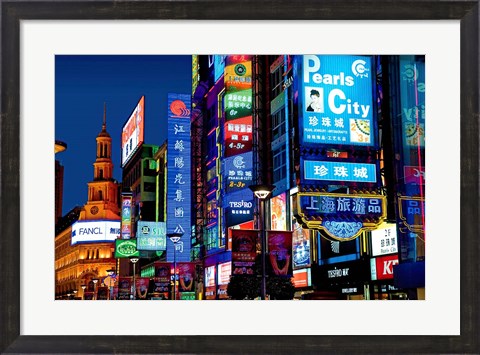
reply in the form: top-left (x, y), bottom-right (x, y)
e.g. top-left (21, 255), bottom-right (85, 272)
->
top-left (129, 257), bottom-right (139, 300)
top-left (107, 268), bottom-right (116, 300)
top-left (167, 232), bottom-right (184, 301)
top-left (81, 284), bottom-right (86, 300)
top-left (92, 278), bottom-right (98, 300)
top-left (249, 184), bottom-right (275, 300)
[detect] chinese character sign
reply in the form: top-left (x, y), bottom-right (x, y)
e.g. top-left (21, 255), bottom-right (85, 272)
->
top-left (121, 195), bottom-right (132, 239)
top-left (167, 93), bottom-right (192, 262)
top-left (223, 56), bottom-right (255, 228)
top-left (303, 159), bottom-right (377, 183)
top-left (399, 58), bottom-right (425, 148)
top-left (121, 96), bottom-right (145, 167)
top-left (300, 55), bottom-right (375, 146)
top-left (231, 229), bottom-right (258, 275)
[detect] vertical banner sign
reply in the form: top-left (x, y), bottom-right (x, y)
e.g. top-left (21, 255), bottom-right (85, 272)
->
top-left (271, 192), bottom-right (287, 231)
top-left (399, 58), bottom-right (425, 149)
top-left (178, 262), bottom-right (195, 293)
top-left (267, 231), bottom-right (293, 276)
top-left (231, 229), bottom-right (258, 275)
top-left (121, 195), bottom-right (132, 239)
top-left (135, 277), bottom-right (150, 300)
top-left (154, 262), bottom-right (172, 298)
top-left (223, 56), bottom-right (255, 227)
top-left (117, 277), bottom-right (132, 300)
top-left (292, 220), bottom-right (311, 269)
top-left (167, 93), bottom-right (192, 262)
top-left (300, 55), bottom-right (375, 146)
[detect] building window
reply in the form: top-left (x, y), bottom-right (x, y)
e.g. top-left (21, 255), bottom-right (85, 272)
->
top-left (271, 64), bottom-right (285, 98)
top-left (272, 108), bottom-right (286, 141)
top-left (273, 145), bottom-right (287, 183)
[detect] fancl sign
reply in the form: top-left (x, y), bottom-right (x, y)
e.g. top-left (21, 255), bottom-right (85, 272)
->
top-left (71, 221), bottom-right (120, 245)
top-left (301, 55), bottom-right (375, 146)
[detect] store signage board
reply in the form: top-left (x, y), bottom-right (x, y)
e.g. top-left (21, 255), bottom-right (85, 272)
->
top-left (294, 192), bottom-right (386, 241)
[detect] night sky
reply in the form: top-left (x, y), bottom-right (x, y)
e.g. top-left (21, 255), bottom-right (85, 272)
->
top-left (55, 55), bottom-right (192, 215)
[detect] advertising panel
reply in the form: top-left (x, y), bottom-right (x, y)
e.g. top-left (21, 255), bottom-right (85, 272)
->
top-left (300, 55), bottom-right (375, 146)
top-left (292, 220), bottom-right (311, 269)
top-left (231, 229), bottom-right (258, 275)
top-left (136, 221), bottom-right (167, 251)
top-left (398, 196), bottom-right (425, 233)
top-left (166, 93), bottom-right (192, 262)
top-left (399, 58), bottom-right (425, 148)
top-left (267, 231), bottom-right (293, 277)
top-left (71, 220), bottom-right (120, 245)
top-left (224, 189), bottom-right (254, 227)
top-left (117, 277), bottom-right (132, 300)
top-left (303, 159), bottom-right (377, 183)
top-left (121, 96), bottom-right (145, 167)
top-left (371, 254), bottom-right (399, 280)
top-left (371, 224), bottom-right (398, 256)
top-left (271, 192), bottom-right (287, 231)
top-left (317, 260), bottom-right (370, 286)
top-left (205, 265), bottom-right (216, 287)
top-left (134, 277), bottom-right (150, 299)
top-left (224, 153), bottom-right (253, 192)
top-left (178, 262), bottom-right (195, 293)
top-left (114, 239), bottom-right (139, 258)
top-left (214, 55), bottom-right (226, 83)
top-left (224, 56), bottom-right (252, 91)
top-left (217, 261), bottom-right (232, 285)
top-left (293, 268), bottom-right (311, 288)
top-left (295, 192), bottom-right (387, 241)
top-left (224, 89), bottom-right (253, 120)
top-left (224, 116), bottom-right (253, 157)
top-left (121, 195), bottom-right (132, 239)
top-left (223, 55), bottom-right (254, 229)
top-left (154, 262), bottom-right (171, 298)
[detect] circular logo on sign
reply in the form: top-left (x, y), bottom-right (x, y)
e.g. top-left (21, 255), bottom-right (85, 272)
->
top-left (90, 206), bottom-right (99, 215)
top-left (170, 100), bottom-right (191, 117)
top-left (234, 64), bottom-right (247, 76)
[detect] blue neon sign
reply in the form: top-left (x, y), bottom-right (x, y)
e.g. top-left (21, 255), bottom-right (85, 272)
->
top-left (303, 160), bottom-right (377, 183)
top-left (166, 93), bottom-right (192, 262)
top-left (300, 55), bottom-right (375, 146)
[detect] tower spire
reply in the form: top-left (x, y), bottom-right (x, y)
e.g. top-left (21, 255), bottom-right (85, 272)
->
top-left (103, 102), bottom-right (107, 131)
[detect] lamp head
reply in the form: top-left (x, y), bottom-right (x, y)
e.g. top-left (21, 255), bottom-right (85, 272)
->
top-left (248, 184), bottom-right (276, 200)
top-left (129, 257), bottom-right (139, 264)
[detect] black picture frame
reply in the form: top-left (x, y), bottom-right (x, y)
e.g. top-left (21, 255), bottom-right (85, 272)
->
top-left (1, 1), bottom-right (478, 353)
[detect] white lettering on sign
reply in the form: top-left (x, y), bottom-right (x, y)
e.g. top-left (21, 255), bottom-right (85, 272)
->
top-left (303, 56), bottom-right (354, 87)
top-left (382, 259), bottom-right (399, 276)
top-left (328, 89), bottom-right (370, 118)
top-left (327, 267), bottom-right (349, 278)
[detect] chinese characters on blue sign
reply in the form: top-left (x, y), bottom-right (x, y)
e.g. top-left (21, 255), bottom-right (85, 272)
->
top-left (303, 160), bottom-right (377, 183)
top-left (136, 221), bottom-right (167, 251)
top-left (167, 93), bottom-right (192, 262)
top-left (300, 55), bottom-right (375, 146)
top-left (296, 193), bottom-right (386, 240)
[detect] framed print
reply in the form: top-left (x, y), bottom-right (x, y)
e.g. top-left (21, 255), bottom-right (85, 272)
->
top-left (1, 1), bottom-right (479, 354)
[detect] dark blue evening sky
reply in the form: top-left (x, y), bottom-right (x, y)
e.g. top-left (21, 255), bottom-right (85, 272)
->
top-left (55, 55), bottom-right (192, 215)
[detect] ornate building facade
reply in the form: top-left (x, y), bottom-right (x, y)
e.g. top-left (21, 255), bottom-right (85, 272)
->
top-left (55, 107), bottom-right (121, 299)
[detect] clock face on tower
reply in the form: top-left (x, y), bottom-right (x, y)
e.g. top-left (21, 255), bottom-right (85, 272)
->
top-left (90, 206), bottom-right (99, 215)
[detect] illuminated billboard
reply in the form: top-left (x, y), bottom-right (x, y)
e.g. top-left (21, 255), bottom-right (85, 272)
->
top-left (121, 195), bottom-right (132, 239)
top-left (217, 261), bottom-right (232, 285)
top-left (71, 220), bottom-right (120, 245)
top-left (399, 58), bottom-right (425, 148)
top-left (223, 56), bottom-right (254, 228)
top-left (136, 221), bottom-right (167, 251)
top-left (371, 224), bottom-right (398, 256)
top-left (166, 93), bottom-right (192, 262)
top-left (303, 159), bottom-right (377, 183)
top-left (114, 239), bottom-right (139, 258)
top-left (121, 96), bottom-right (145, 167)
top-left (300, 55), bottom-right (375, 146)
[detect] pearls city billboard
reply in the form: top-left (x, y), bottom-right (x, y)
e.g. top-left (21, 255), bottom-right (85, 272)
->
top-left (299, 55), bottom-right (375, 146)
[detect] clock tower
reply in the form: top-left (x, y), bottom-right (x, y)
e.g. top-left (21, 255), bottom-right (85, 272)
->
top-left (81, 104), bottom-right (121, 221)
